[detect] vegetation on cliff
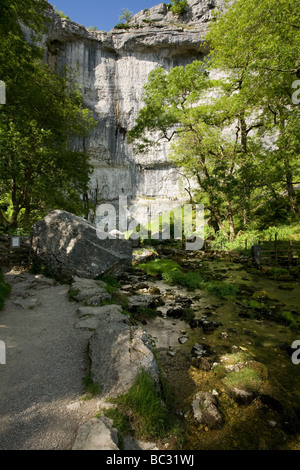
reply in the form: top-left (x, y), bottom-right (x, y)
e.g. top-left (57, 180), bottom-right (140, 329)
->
top-left (0, 0), bottom-right (96, 232)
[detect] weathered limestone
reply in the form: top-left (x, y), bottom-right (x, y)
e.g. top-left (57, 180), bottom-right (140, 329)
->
top-left (89, 309), bottom-right (159, 397)
top-left (72, 416), bottom-right (119, 450)
top-left (45, 1), bottom-right (227, 202)
top-left (191, 391), bottom-right (224, 429)
top-left (75, 304), bottom-right (124, 331)
top-left (69, 276), bottom-right (111, 305)
top-left (30, 210), bottom-right (132, 281)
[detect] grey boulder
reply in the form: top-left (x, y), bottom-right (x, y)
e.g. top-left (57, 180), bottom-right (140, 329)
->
top-left (30, 210), bottom-right (132, 281)
top-left (192, 391), bottom-right (224, 429)
top-left (89, 309), bottom-right (159, 398)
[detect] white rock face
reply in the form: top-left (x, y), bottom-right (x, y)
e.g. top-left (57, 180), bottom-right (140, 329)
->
top-left (46, 0), bottom-right (226, 202)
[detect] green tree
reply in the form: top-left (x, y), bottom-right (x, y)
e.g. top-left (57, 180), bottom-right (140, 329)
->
top-left (129, 0), bottom-right (300, 236)
top-left (0, 0), bottom-right (96, 230)
top-left (118, 8), bottom-right (134, 23)
top-left (206, 0), bottom-right (300, 216)
top-left (169, 0), bottom-right (188, 16)
top-left (129, 61), bottom-right (270, 235)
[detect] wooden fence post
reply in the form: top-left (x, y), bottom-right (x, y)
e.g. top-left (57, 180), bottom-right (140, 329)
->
top-left (252, 243), bottom-right (261, 268)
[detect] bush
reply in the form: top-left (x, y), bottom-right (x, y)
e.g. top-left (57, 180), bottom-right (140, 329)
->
top-left (168, 0), bottom-right (188, 16)
top-left (114, 23), bottom-right (131, 30)
top-left (54, 6), bottom-right (70, 20)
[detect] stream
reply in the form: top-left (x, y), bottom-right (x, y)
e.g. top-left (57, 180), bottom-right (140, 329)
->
top-left (126, 251), bottom-right (300, 450)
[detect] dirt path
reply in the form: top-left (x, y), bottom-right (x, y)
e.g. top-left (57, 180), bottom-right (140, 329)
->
top-left (0, 268), bottom-right (98, 450)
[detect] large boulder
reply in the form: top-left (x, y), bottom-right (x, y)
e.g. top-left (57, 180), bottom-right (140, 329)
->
top-left (89, 309), bottom-right (159, 398)
top-left (30, 210), bottom-right (132, 281)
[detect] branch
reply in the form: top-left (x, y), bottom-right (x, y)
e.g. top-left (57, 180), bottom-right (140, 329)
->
top-left (268, 104), bottom-right (277, 124)
top-left (246, 122), bottom-right (263, 134)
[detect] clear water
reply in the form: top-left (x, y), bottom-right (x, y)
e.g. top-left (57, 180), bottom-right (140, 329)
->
top-left (143, 259), bottom-right (300, 450)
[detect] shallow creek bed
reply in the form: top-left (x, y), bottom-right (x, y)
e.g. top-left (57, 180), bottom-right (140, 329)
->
top-left (124, 252), bottom-right (300, 450)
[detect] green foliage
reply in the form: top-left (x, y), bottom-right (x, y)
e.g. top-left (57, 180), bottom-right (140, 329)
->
top-left (82, 372), bottom-right (101, 399)
top-left (102, 408), bottom-right (132, 450)
top-left (224, 368), bottom-right (262, 393)
top-left (281, 311), bottom-right (300, 329)
top-left (0, 268), bottom-right (11, 310)
top-left (131, 306), bottom-right (159, 322)
top-left (203, 281), bottom-right (239, 299)
top-left (53, 6), bottom-right (70, 19)
top-left (162, 270), bottom-right (203, 289)
top-left (114, 23), bottom-right (131, 30)
top-left (129, 0), bottom-right (300, 235)
top-left (209, 223), bottom-right (300, 252)
top-left (139, 258), bottom-right (238, 297)
top-left (115, 369), bottom-right (170, 439)
top-left (0, 0), bottom-right (96, 231)
top-left (139, 259), bottom-right (181, 277)
top-left (118, 8), bottom-right (134, 23)
top-left (168, 0), bottom-right (188, 16)
top-left (100, 275), bottom-right (121, 294)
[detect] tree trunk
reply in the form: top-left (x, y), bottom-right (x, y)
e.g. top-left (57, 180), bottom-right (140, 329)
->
top-left (226, 200), bottom-right (235, 240)
top-left (284, 156), bottom-right (299, 215)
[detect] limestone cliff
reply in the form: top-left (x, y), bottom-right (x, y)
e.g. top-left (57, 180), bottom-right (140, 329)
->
top-left (46, 0), bottom-right (226, 202)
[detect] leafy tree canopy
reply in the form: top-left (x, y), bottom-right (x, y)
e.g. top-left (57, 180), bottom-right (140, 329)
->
top-left (129, 0), bottom-right (300, 236)
top-left (0, 0), bottom-right (96, 232)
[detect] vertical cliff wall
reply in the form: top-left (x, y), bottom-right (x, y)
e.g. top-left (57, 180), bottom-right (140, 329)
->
top-left (46, 0), bottom-right (225, 203)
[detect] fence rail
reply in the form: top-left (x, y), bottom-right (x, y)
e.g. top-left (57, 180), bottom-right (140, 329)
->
top-left (253, 235), bottom-right (300, 267)
top-left (0, 235), bottom-right (31, 267)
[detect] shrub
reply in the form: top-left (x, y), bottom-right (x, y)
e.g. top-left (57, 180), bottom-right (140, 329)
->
top-left (168, 0), bottom-right (188, 16)
top-left (54, 6), bottom-right (70, 20)
top-left (114, 23), bottom-right (131, 30)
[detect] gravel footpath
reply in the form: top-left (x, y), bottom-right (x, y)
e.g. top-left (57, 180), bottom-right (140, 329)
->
top-left (0, 268), bottom-right (99, 450)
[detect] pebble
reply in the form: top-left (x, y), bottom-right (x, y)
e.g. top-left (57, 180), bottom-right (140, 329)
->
top-left (66, 402), bottom-right (81, 411)
top-left (178, 336), bottom-right (188, 344)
